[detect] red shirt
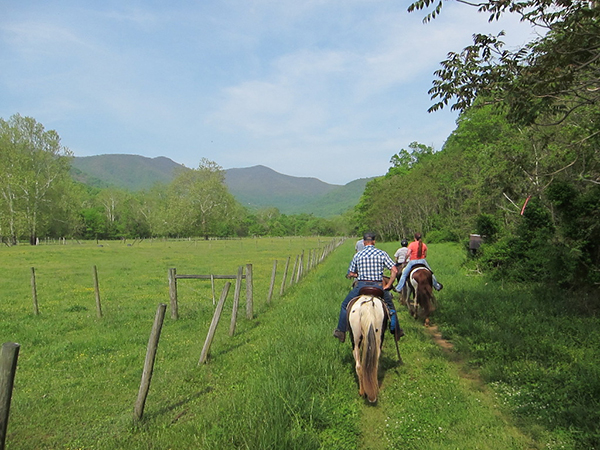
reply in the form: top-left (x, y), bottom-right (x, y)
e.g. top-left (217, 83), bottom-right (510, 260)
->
top-left (407, 240), bottom-right (427, 260)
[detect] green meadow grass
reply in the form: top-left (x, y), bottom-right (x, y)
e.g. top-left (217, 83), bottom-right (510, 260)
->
top-left (1, 237), bottom-right (338, 449)
top-left (1, 239), bottom-right (596, 449)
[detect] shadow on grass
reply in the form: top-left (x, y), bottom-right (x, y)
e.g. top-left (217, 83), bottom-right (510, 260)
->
top-left (142, 386), bottom-right (214, 423)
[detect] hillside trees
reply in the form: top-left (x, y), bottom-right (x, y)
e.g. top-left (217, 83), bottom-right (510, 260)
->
top-left (0, 114), bottom-right (76, 244)
top-left (0, 114), bottom-right (354, 241)
top-left (355, 101), bottom-right (599, 287)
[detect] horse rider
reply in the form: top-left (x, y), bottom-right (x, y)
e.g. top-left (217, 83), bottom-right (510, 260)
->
top-left (355, 238), bottom-right (365, 253)
top-left (394, 238), bottom-right (410, 271)
top-left (333, 232), bottom-right (404, 343)
top-left (395, 232), bottom-right (443, 293)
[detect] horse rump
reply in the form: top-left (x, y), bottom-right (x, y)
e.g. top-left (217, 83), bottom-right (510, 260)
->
top-left (349, 296), bottom-right (385, 403)
top-left (409, 267), bottom-right (436, 324)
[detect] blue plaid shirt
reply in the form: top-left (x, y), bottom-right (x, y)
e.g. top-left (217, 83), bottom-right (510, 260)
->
top-left (348, 245), bottom-right (395, 281)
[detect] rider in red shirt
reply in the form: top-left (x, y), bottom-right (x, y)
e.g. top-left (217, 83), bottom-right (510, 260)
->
top-left (407, 236), bottom-right (428, 260)
top-left (395, 233), bottom-right (443, 292)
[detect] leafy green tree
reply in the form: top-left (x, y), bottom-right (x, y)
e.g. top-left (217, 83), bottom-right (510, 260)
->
top-left (166, 158), bottom-right (240, 238)
top-left (0, 114), bottom-right (74, 244)
top-left (389, 142), bottom-right (435, 176)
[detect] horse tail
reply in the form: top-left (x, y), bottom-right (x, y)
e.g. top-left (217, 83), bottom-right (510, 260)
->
top-left (361, 317), bottom-right (380, 402)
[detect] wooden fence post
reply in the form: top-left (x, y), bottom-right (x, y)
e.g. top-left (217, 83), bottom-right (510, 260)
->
top-left (0, 342), bottom-right (20, 450)
top-left (168, 268), bottom-right (178, 320)
top-left (245, 264), bottom-right (253, 319)
top-left (30, 268), bottom-right (39, 316)
top-left (296, 251), bottom-right (304, 283)
top-left (280, 256), bottom-right (290, 296)
top-left (290, 255), bottom-right (299, 287)
top-left (134, 303), bottom-right (167, 421)
top-left (267, 260), bottom-right (277, 304)
top-left (229, 266), bottom-right (244, 336)
top-left (199, 282), bottom-right (231, 364)
top-left (92, 265), bottom-right (103, 318)
top-left (210, 275), bottom-right (216, 306)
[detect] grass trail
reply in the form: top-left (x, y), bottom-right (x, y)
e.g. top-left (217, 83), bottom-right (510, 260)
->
top-left (322, 241), bottom-right (536, 450)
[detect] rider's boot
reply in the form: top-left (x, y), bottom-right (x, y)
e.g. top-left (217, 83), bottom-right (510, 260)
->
top-left (333, 329), bottom-right (346, 343)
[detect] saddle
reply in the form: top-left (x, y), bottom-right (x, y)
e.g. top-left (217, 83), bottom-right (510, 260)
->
top-left (358, 285), bottom-right (384, 298)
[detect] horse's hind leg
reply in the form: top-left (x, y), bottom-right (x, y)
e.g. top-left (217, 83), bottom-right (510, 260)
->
top-left (353, 345), bottom-right (364, 396)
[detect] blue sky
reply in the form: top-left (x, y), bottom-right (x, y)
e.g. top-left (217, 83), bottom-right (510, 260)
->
top-left (1, 0), bottom-right (538, 185)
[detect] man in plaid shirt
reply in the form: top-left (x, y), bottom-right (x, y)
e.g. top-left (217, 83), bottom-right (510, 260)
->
top-left (333, 232), bottom-right (403, 343)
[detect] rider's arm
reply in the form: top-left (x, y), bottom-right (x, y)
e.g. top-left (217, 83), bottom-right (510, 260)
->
top-left (383, 265), bottom-right (397, 290)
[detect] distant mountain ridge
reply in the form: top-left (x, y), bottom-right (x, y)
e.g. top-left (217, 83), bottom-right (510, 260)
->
top-left (71, 154), bottom-right (184, 190)
top-left (71, 154), bottom-right (372, 217)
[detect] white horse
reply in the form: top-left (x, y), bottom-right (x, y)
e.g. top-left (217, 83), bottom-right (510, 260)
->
top-left (348, 295), bottom-right (386, 402)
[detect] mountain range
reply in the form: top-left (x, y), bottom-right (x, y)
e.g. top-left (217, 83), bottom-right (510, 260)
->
top-left (71, 154), bottom-right (373, 217)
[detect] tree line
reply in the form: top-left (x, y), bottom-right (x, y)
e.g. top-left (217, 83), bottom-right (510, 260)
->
top-left (0, 114), bottom-right (349, 244)
top-left (354, 0), bottom-right (600, 292)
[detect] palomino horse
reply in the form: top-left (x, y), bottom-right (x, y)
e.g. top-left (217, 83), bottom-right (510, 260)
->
top-left (404, 265), bottom-right (436, 326)
top-left (348, 294), bottom-right (386, 402)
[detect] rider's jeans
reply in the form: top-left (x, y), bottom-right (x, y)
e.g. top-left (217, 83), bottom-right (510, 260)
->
top-left (395, 259), bottom-right (442, 291)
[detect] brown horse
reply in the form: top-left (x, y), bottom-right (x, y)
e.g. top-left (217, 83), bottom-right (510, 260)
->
top-left (403, 264), bottom-right (436, 327)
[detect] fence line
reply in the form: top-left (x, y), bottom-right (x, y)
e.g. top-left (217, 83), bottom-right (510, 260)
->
top-left (168, 266), bottom-right (252, 321)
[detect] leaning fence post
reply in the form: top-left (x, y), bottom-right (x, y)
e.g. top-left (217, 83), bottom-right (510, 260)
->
top-left (229, 266), bottom-right (244, 336)
top-left (267, 260), bottom-right (277, 304)
top-left (92, 265), bottom-right (103, 318)
top-left (280, 256), bottom-right (290, 296)
top-left (134, 303), bottom-right (167, 421)
top-left (168, 268), bottom-right (178, 320)
top-left (245, 264), bottom-right (253, 319)
top-left (30, 268), bottom-right (39, 316)
top-left (0, 342), bottom-right (20, 450)
top-left (200, 282), bottom-right (231, 364)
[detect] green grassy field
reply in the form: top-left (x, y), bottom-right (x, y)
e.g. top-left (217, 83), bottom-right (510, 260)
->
top-left (1, 239), bottom-right (597, 449)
